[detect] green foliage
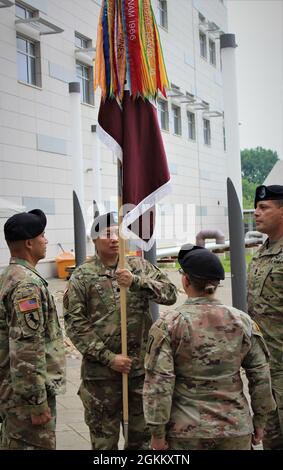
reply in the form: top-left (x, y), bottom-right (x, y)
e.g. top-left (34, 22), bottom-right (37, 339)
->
top-left (242, 179), bottom-right (257, 209)
top-left (220, 253), bottom-right (253, 273)
top-left (241, 147), bottom-right (278, 184)
top-left (241, 147), bottom-right (279, 209)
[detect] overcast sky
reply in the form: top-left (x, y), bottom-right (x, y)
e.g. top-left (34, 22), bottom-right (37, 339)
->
top-left (227, 0), bottom-right (283, 158)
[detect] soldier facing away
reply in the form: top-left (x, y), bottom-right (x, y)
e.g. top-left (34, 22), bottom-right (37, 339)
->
top-left (0, 209), bottom-right (66, 450)
top-left (63, 212), bottom-right (177, 450)
top-left (143, 245), bottom-right (275, 450)
top-left (248, 185), bottom-right (283, 449)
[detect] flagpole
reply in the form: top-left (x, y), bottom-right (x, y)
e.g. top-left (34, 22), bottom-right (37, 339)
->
top-left (117, 159), bottom-right (129, 448)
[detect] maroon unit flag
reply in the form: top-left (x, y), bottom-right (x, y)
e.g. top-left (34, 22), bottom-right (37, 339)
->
top-left (98, 91), bottom-right (171, 250)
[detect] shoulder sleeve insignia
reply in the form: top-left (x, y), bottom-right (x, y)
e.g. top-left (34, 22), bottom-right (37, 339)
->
top-left (24, 310), bottom-right (40, 330)
top-left (18, 297), bottom-right (39, 313)
top-left (146, 335), bottom-right (154, 354)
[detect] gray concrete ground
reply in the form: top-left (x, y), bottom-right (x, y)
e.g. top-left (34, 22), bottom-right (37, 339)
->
top-left (48, 269), bottom-right (233, 450)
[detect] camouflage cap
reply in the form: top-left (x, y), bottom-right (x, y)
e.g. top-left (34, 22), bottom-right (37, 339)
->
top-left (178, 244), bottom-right (224, 280)
top-left (4, 209), bottom-right (47, 242)
top-left (254, 185), bottom-right (283, 208)
top-left (91, 211), bottom-right (119, 239)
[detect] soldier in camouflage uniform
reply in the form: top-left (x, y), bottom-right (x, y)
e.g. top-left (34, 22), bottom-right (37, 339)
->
top-left (0, 209), bottom-right (66, 450)
top-left (144, 244), bottom-right (275, 450)
top-left (247, 185), bottom-right (283, 450)
top-left (63, 212), bottom-right (177, 450)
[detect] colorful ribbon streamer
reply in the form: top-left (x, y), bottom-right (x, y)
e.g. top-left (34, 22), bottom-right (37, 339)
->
top-left (94, 0), bottom-right (169, 100)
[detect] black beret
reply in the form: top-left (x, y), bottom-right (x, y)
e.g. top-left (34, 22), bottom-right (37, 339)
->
top-left (254, 185), bottom-right (283, 208)
top-left (178, 244), bottom-right (224, 280)
top-left (91, 212), bottom-right (119, 239)
top-left (4, 209), bottom-right (47, 242)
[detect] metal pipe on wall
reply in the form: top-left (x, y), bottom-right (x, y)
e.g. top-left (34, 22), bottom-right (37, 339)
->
top-left (220, 34), bottom-right (247, 312)
top-left (69, 82), bottom-right (86, 266)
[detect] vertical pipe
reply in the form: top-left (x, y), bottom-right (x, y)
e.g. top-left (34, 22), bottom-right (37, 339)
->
top-left (220, 35), bottom-right (247, 311)
top-left (69, 82), bottom-right (86, 266)
top-left (220, 34), bottom-right (243, 206)
top-left (91, 124), bottom-right (102, 208)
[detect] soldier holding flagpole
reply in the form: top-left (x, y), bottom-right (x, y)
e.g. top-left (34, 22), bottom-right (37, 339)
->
top-left (63, 212), bottom-right (176, 449)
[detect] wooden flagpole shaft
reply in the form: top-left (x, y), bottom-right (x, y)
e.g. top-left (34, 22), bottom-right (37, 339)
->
top-left (117, 159), bottom-right (129, 446)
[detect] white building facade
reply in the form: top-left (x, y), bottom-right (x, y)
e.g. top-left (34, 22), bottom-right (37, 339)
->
top-left (0, 0), bottom-right (230, 273)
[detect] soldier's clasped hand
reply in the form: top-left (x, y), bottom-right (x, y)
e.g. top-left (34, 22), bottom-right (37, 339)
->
top-left (116, 269), bottom-right (134, 288)
top-left (111, 354), bottom-right (132, 374)
top-left (31, 408), bottom-right (52, 426)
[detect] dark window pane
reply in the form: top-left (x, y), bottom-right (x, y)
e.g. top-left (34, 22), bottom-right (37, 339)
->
top-left (28, 42), bottom-right (35, 56)
top-left (28, 56), bottom-right (36, 85)
top-left (83, 80), bottom-right (88, 102)
top-left (82, 66), bottom-right (89, 79)
top-left (82, 38), bottom-right (88, 48)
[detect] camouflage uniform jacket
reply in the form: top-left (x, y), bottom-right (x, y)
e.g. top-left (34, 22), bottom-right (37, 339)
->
top-left (144, 297), bottom-right (275, 439)
top-left (247, 236), bottom-right (283, 369)
top-left (63, 255), bottom-right (177, 380)
top-left (0, 258), bottom-right (66, 414)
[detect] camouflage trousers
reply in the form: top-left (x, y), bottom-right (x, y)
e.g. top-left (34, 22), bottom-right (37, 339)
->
top-left (0, 396), bottom-right (56, 450)
top-left (263, 368), bottom-right (283, 450)
top-left (168, 434), bottom-right (252, 450)
top-left (79, 376), bottom-right (150, 450)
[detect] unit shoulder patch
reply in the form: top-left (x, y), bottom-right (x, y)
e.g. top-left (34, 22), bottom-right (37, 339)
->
top-left (24, 310), bottom-right (40, 330)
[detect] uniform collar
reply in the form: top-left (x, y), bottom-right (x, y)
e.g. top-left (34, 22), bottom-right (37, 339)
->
top-left (9, 257), bottom-right (48, 286)
top-left (184, 297), bottom-right (222, 306)
top-left (258, 236), bottom-right (283, 257)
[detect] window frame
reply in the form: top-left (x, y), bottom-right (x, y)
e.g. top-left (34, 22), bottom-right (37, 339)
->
top-left (172, 104), bottom-right (182, 136)
top-left (15, 2), bottom-right (34, 19)
top-left (209, 39), bottom-right (216, 66)
top-left (157, 99), bottom-right (169, 131)
top-left (158, 0), bottom-right (168, 30)
top-left (16, 34), bottom-right (41, 87)
top-left (187, 111), bottom-right (196, 140)
top-left (203, 118), bottom-right (211, 145)
top-left (76, 61), bottom-right (94, 105)
top-left (199, 31), bottom-right (207, 59)
top-left (75, 32), bottom-right (90, 49)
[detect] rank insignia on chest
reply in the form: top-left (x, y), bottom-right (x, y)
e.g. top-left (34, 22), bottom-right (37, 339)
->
top-left (18, 297), bottom-right (39, 313)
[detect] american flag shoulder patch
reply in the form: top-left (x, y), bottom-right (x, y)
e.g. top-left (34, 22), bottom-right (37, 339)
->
top-left (18, 297), bottom-right (39, 313)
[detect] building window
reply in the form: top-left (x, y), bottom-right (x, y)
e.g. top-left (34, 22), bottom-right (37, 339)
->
top-left (75, 33), bottom-right (89, 49)
top-left (172, 105), bottom-right (182, 136)
top-left (187, 111), bottom-right (196, 140)
top-left (157, 99), bottom-right (169, 131)
top-left (203, 118), bottom-right (211, 145)
top-left (209, 39), bottom-right (216, 65)
top-left (158, 0), bottom-right (168, 29)
top-left (16, 35), bottom-right (40, 86)
top-left (15, 2), bottom-right (34, 19)
top-left (199, 31), bottom-right (207, 59)
top-left (76, 62), bottom-right (94, 105)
